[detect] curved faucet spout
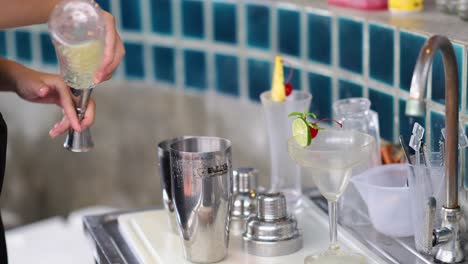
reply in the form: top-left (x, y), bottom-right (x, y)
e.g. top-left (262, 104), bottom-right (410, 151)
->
top-left (405, 35), bottom-right (459, 209)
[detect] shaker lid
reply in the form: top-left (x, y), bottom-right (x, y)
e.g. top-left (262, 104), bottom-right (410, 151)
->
top-left (257, 192), bottom-right (287, 220)
top-left (242, 192), bottom-right (302, 257)
top-left (232, 168), bottom-right (258, 193)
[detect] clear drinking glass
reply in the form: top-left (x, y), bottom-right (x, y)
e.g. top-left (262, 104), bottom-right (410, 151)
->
top-left (288, 130), bottom-right (374, 263)
top-left (261, 90), bottom-right (312, 209)
top-left (333, 97), bottom-right (380, 165)
top-left (333, 98), bottom-right (381, 226)
top-left (48, 0), bottom-right (105, 90)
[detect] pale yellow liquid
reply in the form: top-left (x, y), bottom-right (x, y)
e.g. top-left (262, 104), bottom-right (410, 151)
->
top-left (59, 40), bottom-right (103, 89)
top-left (302, 166), bottom-right (353, 202)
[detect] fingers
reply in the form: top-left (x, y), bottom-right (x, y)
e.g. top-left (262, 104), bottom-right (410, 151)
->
top-left (49, 116), bottom-right (70, 138)
top-left (99, 34), bottom-right (125, 82)
top-left (48, 99), bottom-right (95, 138)
top-left (80, 98), bottom-right (96, 130)
top-left (51, 80), bottom-right (81, 132)
top-left (95, 11), bottom-right (124, 84)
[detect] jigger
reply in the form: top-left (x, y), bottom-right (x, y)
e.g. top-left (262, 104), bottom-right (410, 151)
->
top-left (64, 88), bottom-right (94, 152)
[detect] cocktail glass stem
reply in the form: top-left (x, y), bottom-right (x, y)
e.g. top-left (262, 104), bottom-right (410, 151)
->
top-left (328, 200), bottom-right (339, 251)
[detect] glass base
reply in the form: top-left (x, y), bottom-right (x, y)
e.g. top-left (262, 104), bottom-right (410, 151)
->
top-left (304, 249), bottom-right (366, 264)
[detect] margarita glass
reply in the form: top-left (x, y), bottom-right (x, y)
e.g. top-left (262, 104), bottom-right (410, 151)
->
top-left (288, 129), bottom-right (374, 263)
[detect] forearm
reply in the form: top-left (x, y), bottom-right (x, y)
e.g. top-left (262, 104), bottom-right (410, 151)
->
top-left (0, 0), bottom-right (60, 29)
top-left (0, 58), bottom-right (28, 92)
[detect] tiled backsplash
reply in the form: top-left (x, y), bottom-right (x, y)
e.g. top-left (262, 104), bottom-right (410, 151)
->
top-left (4, 0), bottom-right (468, 185)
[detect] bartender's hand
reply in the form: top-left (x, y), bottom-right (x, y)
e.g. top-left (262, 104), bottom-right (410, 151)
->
top-left (4, 61), bottom-right (96, 138)
top-left (94, 10), bottom-right (125, 84)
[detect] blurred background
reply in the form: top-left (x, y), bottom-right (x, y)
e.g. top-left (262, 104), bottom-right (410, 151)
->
top-left (1, 0), bottom-right (468, 230)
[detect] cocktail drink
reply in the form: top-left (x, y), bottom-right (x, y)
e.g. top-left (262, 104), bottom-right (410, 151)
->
top-left (261, 56), bottom-right (311, 208)
top-left (288, 129), bottom-right (374, 263)
top-left (261, 90), bottom-right (311, 207)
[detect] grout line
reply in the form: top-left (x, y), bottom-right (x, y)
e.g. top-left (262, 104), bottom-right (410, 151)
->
top-left (271, 1), bottom-right (278, 54)
top-left (300, 4), bottom-right (308, 93)
top-left (394, 27), bottom-right (401, 142)
top-left (331, 13), bottom-right (339, 118)
top-left (141, 0), bottom-right (153, 85)
top-left (205, 0), bottom-right (215, 92)
top-left (173, 0), bottom-right (184, 90)
top-left (362, 19), bottom-right (369, 99)
top-left (6, 30), bottom-right (15, 61)
top-left (238, 0), bottom-right (248, 101)
top-left (30, 30), bottom-right (41, 71)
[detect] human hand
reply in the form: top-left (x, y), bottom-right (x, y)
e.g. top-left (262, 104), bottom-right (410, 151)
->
top-left (93, 10), bottom-right (125, 84)
top-left (12, 64), bottom-right (95, 138)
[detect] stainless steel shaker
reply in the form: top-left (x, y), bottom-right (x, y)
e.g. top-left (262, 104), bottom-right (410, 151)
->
top-left (158, 136), bottom-right (193, 234)
top-left (170, 137), bottom-right (232, 263)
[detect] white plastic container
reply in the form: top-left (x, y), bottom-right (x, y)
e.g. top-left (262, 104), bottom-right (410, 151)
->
top-left (351, 164), bottom-right (413, 237)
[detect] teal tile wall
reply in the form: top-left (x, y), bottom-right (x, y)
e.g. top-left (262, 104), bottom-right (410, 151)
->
top-left (123, 42), bottom-right (145, 79)
top-left (339, 79), bottom-right (363, 99)
top-left (399, 32), bottom-right (427, 91)
top-left (182, 0), bottom-right (204, 39)
top-left (246, 4), bottom-right (270, 50)
top-left (369, 89), bottom-right (394, 141)
top-left (369, 24), bottom-right (394, 86)
top-left (308, 72), bottom-right (332, 119)
top-left (213, 2), bottom-right (237, 44)
top-left (184, 49), bottom-right (207, 90)
top-left (308, 13), bottom-right (332, 65)
top-left (215, 53), bottom-right (239, 96)
top-left (15, 31), bottom-right (32, 62)
top-left (278, 8), bottom-right (300, 57)
top-left (153, 46), bottom-right (175, 84)
top-left (40, 33), bottom-right (57, 65)
top-left (151, 0), bottom-right (173, 35)
top-left (4, 0), bottom-right (468, 165)
top-left (248, 58), bottom-right (271, 102)
top-left (338, 17), bottom-right (363, 74)
top-left (432, 45), bottom-right (463, 109)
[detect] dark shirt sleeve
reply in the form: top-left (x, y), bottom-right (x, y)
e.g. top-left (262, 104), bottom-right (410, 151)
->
top-left (0, 113), bottom-right (8, 263)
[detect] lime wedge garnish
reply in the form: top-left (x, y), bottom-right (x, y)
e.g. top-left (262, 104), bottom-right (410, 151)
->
top-left (292, 118), bottom-right (311, 147)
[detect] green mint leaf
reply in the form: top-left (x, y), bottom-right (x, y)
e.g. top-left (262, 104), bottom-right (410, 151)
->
top-left (288, 112), bottom-right (304, 118)
top-left (307, 112), bottom-right (317, 119)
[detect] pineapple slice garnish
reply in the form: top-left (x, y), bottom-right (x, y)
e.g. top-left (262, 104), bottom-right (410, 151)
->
top-left (271, 56), bottom-right (286, 102)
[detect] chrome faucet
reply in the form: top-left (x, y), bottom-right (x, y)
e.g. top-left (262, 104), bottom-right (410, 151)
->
top-left (406, 35), bottom-right (463, 263)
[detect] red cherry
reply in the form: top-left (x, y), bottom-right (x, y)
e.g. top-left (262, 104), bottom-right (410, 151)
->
top-left (309, 118), bottom-right (343, 139)
top-left (310, 125), bottom-right (319, 139)
top-left (285, 82), bottom-right (293, 96)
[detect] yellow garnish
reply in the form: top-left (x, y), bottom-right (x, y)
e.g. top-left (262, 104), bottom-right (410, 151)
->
top-left (271, 56), bottom-right (286, 102)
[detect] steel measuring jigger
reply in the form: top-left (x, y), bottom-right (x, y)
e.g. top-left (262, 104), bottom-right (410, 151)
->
top-left (170, 137), bottom-right (232, 263)
top-left (157, 137), bottom-right (193, 234)
top-left (230, 168), bottom-right (258, 235)
top-left (242, 192), bottom-right (302, 257)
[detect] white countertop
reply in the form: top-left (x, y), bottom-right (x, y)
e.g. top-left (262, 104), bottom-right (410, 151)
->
top-left (5, 206), bottom-right (114, 264)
